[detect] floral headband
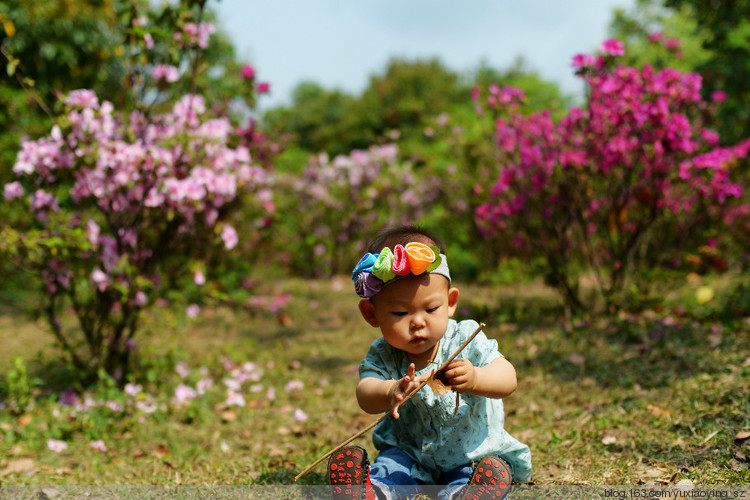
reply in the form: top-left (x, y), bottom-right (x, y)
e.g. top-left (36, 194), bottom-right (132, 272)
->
top-left (352, 242), bottom-right (451, 298)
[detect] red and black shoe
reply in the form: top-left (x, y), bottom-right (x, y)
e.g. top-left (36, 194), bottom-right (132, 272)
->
top-left (327, 446), bottom-right (374, 500)
top-left (459, 455), bottom-right (513, 500)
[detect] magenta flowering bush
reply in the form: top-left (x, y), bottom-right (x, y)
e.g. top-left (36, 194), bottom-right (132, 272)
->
top-left (274, 144), bottom-right (441, 276)
top-left (476, 39), bottom-right (750, 311)
top-left (1, 89), bottom-right (271, 380)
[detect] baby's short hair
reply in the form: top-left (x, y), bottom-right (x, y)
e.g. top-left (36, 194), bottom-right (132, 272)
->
top-left (367, 225), bottom-right (445, 254)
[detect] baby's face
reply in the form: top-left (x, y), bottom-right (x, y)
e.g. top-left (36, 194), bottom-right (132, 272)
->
top-left (364, 273), bottom-right (459, 365)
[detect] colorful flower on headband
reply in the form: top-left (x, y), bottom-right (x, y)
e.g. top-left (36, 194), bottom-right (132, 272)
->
top-left (372, 247), bottom-right (395, 282)
top-left (352, 242), bottom-right (450, 298)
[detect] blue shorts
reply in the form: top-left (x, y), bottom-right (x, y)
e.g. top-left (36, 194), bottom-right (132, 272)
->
top-left (369, 447), bottom-right (512, 500)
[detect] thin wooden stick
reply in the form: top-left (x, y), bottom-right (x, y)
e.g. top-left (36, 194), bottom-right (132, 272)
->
top-left (295, 322), bottom-right (486, 481)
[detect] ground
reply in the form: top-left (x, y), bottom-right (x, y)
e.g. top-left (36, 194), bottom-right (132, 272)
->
top-left (0, 277), bottom-right (748, 488)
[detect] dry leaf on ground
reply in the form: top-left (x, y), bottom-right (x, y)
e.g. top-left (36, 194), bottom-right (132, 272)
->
top-left (735, 430), bottom-right (750, 443)
top-left (0, 458), bottom-right (35, 476)
top-left (646, 404), bottom-right (672, 419)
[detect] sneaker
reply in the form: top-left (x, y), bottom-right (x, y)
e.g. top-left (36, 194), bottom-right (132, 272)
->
top-left (459, 455), bottom-right (513, 500)
top-left (328, 446), bottom-right (373, 500)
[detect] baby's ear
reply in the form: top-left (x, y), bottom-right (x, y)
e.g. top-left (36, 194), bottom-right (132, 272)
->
top-left (358, 299), bottom-right (379, 328)
top-left (447, 287), bottom-right (460, 317)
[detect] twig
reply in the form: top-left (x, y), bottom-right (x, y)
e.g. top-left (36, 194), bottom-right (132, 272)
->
top-left (294, 322), bottom-right (486, 481)
top-left (1, 44), bottom-right (56, 121)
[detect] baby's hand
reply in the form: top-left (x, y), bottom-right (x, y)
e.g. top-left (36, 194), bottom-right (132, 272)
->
top-left (389, 363), bottom-right (432, 419)
top-left (442, 358), bottom-right (477, 394)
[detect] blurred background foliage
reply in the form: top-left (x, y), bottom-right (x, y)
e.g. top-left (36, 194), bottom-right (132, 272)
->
top-left (3, 0), bottom-right (750, 322)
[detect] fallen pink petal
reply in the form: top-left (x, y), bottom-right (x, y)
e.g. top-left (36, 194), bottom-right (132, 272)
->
top-left (88, 440), bottom-right (107, 452)
top-left (47, 439), bottom-right (68, 453)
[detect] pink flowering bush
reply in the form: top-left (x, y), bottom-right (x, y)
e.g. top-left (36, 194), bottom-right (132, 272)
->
top-left (1, 90), bottom-right (271, 380)
top-left (476, 39), bottom-right (750, 311)
top-left (0, 0), bottom-right (283, 381)
top-left (274, 144), bottom-right (441, 276)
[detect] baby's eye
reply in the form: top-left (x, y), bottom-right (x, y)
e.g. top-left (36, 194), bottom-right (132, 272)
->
top-left (426, 307), bottom-right (440, 313)
top-left (390, 311), bottom-right (408, 317)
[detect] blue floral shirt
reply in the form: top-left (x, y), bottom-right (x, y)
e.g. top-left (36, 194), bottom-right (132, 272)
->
top-left (359, 319), bottom-right (532, 483)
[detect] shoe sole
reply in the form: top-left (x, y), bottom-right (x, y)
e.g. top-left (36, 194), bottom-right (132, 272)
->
top-left (328, 446), bottom-right (370, 500)
top-left (462, 455), bottom-right (512, 500)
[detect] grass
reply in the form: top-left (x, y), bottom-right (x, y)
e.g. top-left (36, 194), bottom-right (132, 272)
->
top-left (0, 276), bottom-right (748, 488)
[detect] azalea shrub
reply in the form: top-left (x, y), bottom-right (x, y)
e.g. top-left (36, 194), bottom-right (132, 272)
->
top-left (0, 0), bottom-right (282, 382)
top-left (273, 144), bottom-right (441, 276)
top-left (1, 90), bottom-right (272, 381)
top-left (475, 39), bottom-right (750, 311)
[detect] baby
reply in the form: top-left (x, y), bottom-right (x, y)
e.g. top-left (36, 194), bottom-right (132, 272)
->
top-left (328, 226), bottom-right (531, 500)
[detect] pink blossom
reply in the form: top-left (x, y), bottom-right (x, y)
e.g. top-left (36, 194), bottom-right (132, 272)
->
top-left (196, 378), bottom-right (213, 395)
top-left (47, 439), bottom-right (68, 452)
top-left (175, 362), bottom-right (190, 378)
top-left (3, 181), bottom-right (24, 200)
top-left (648, 32), bottom-right (664, 43)
top-left (193, 269), bottom-right (206, 286)
top-left (90, 268), bottom-right (109, 292)
top-left (572, 53), bottom-right (595, 69)
top-left (12, 144), bottom-right (35, 174)
top-left (664, 38), bottom-right (681, 51)
top-left (133, 16), bottom-right (148, 27)
top-left (151, 64), bottom-right (179, 83)
top-left (224, 377), bottom-right (241, 391)
top-left (181, 22), bottom-right (215, 49)
top-left (293, 408), bottom-right (309, 422)
top-left (285, 380), bottom-right (304, 392)
top-left (105, 400), bottom-right (124, 411)
top-left (87, 219), bottom-right (100, 245)
top-left (143, 33), bottom-right (154, 50)
top-left (134, 290), bottom-right (148, 307)
top-left (701, 129), bottom-right (720, 146)
top-left (186, 303), bottom-right (200, 318)
top-left (270, 293), bottom-right (292, 313)
top-left (173, 383), bottom-right (198, 403)
top-left (59, 388), bottom-right (78, 406)
top-left (135, 400), bottom-right (158, 413)
top-left (241, 64), bottom-right (255, 79)
top-left (197, 23), bottom-right (216, 48)
top-left (29, 189), bottom-right (59, 213)
top-left (266, 387), bottom-right (276, 401)
top-left (600, 38), bottom-right (625, 57)
top-left (221, 225), bottom-right (239, 250)
top-left (257, 82), bottom-right (271, 94)
top-left (124, 383), bottom-right (142, 397)
top-left (89, 440), bottom-right (107, 452)
top-left (65, 89), bottom-right (99, 108)
top-left (711, 90), bottom-right (727, 103)
top-left (225, 392), bottom-right (246, 406)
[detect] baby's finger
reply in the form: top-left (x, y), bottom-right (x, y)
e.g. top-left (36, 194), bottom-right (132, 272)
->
top-left (399, 374), bottom-right (412, 391)
top-left (415, 369), bottom-right (434, 384)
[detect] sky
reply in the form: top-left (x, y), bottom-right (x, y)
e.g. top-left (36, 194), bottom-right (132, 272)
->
top-left (215, 0), bottom-right (637, 110)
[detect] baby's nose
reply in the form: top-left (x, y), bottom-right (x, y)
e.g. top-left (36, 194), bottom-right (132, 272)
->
top-left (410, 314), bottom-right (427, 329)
